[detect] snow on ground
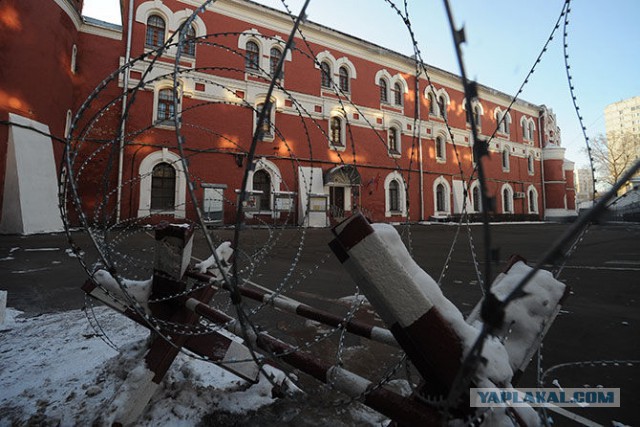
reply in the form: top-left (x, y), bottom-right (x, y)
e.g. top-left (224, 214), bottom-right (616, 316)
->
top-left (0, 306), bottom-right (302, 426)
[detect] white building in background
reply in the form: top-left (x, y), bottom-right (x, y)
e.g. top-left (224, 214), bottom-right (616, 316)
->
top-left (575, 167), bottom-right (594, 209)
top-left (604, 95), bottom-right (640, 136)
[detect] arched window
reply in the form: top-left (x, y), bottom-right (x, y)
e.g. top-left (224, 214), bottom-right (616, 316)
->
top-left (146, 15), bottom-right (166, 48)
top-left (320, 62), bottom-right (332, 88)
top-left (427, 92), bottom-right (435, 115)
top-left (438, 95), bottom-right (446, 119)
top-left (330, 116), bottom-right (343, 146)
top-left (388, 127), bottom-right (399, 154)
top-left (256, 102), bottom-right (272, 139)
top-left (504, 113), bottom-right (511, 134)
top-left (253, 169), bottom-right (271, 211)
top-left (245, 41), bottom-right (260, 70)
top-left (503, 187), bottom-right (512, 213)
top-left (528, 154), bottom-right (535, 175)
top-left (379, 79), bottom-right (388, 102)
top-left (502, 148), bottom-right (510, 171)
top-left (70, 44), bottom-right (77, 74)
top-left (496, 111), bottom-right (504, 133)
top-left (150, 162), bottom-right (176, 211)
top-left (270, 47), bottom-right (282, 77)
top-left (436, 135), bottom-right (446, 161)
top-left (472, 185), bottom-right (480, 212)
top-left (436, 183), bottom-right (446, 212)
top-left (388, 180), bottom-right (400, 212)
top-left (157, 88), bottom-right (176, 123)
top-left (528, 188), bottom-right (538, 213)
top-left (528, 122), bottom-right (535, 142)
top-left (474, 105), bottom-right (481, 128)
top-left (393, 82), bottom-right (402, 105)
top-left (181, 24), bottom-right (196, 56)
top-left (339, 66), bottom-right (349, 92)
top-left (522, 119), bottom-right (528, 140)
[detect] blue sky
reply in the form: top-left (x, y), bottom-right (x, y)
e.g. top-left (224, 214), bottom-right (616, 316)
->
top-left (82, 0), bottom-right (640, 168)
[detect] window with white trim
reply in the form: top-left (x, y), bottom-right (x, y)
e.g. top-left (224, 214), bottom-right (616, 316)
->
top-left (270, 47), bottom-right (283, 78)
top-left (388, 126), bottom-right (400, 155)
top-left (438, 95), bottom-right (447, 119)
top-left (253, 169), bottom-right (272, 211)
top-left (71, 44), bottom-right (77, 74)
top-left (329, 115), bottom-right (345, 148)
top-left (146, 15), bottom-right (166, 48)
top-left (181, 24), bottom-right (196, 57)
top-left (156, 87), bottom-right (178, 125)
top-left (388, 179), bottom-right (400, 212)
top-left (393, 82), bottom-right (402, 106)
top-left (528, 187), bottom-right (538, 213)
top-left (245, 40), bottom-right (260, 71)
top-left (433, 177), bottom-right (451, 215)
top-left (502, 147), bottom-right (510, 171)
top-left (384, 171), bottom-right (407, 217)
top-left (320, 62), bottom-right (332, 88)
top-left (427, 92), bottom-right (435, 115)
top-left (150, 162), bottom-right (176, 211)
top-left (471, 184), bottom-right (481, 212)
top-left (527, 153), bottom-right (535, 175)
top-left (436, 135), bottom-right (446, 162)
top-left (338, 66), bottom-right (349, 92)
top-left (379, 78), bottom-right (388, 103)
top-left (502, 185), bottom-right (513, 213)
top-left (255, 101), bottom-right (274, 141)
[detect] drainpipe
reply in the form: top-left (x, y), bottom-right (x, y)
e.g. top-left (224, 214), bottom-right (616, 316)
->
top-left (416, 76), bottom-right (424, 221)
top-left (116, 0), bottom-right (135, 223)
top-left (537, 112), bottom-right (546, 220)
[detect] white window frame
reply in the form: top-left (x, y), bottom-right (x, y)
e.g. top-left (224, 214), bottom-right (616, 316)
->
top-left (501, 183), bottom-right (514, 214)
top-left (328, 111), bottom-right (347, 151)
top-left (153, 82), bottom-right (182, 128)
top-left (527, 185), bottom-right (539, 214)
top-left (384, 171), bottom-right (407, 217)
top-left (502, 145), bottom-right (510, 172)
top-left (138, 148), bottom-right (186, 218)
top-left (433, 176), bottom-right (451, 216)
top-left (435, 134), bottom-right (447, 163)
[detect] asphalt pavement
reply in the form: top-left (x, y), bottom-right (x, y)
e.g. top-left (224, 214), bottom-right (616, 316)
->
top-left (1, 222), bottom-right (638, 425)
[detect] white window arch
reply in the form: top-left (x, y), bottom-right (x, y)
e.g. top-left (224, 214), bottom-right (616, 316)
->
top-left (424, 87), bottom-right (450, 118)
top-left (501, 183), bottom-right (514, 214)
top-left (388, 121), bottom-right (402, 156)
top-left (433, 176), bottom-right (451, 215)
top-left (435, 133), bottom-right (446, 162)
top-left (138, 148), bottom-right (186, 218)
top-left (527, 152), bottom-right (535, 175)
top-left (469, 180), bottom-right (481, 213)
top-left (328, 110), bottom-right (346, 151)
top-left (64, 110), bottom-right (72, 138)
top-left (153, 83), bottom-right (182, 127)
top-left (254, 97), bottom-right (276, 142)
top-left (70, 44), bottom-right (77, 74)
top-left (245, 158), bottom-right (282, 214)
top-left (527, 185), bottom-right (539, 214)
top-left (501, 145), bottom-right (510, 172)
top-left (384, 171), bottom-right (407, 217)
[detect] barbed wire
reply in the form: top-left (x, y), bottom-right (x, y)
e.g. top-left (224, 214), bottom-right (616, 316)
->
top-left (0, 0), bottom-right (628, 424)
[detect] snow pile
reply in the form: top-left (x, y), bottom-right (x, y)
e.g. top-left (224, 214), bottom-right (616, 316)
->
top-left (0, 306), bottom-right (299, 426)
top-left (194, 241), bottom-right (233, 278)
top-left (93, 269), bottom-right (153, 314)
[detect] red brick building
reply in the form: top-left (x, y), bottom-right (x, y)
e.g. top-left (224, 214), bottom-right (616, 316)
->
top-left (0, 0), bottom-right (577, 233)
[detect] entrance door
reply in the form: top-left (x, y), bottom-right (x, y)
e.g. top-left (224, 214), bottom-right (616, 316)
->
top-left (329, 186), bottom-right (345, 219)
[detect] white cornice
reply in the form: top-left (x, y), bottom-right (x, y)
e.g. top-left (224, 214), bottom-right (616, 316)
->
top-left (176, 0), bottom-right (542, 113)
top-left (53, 0), bottom-right (82, 30)
top-left (80, 22), bottom-right (123, 40)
